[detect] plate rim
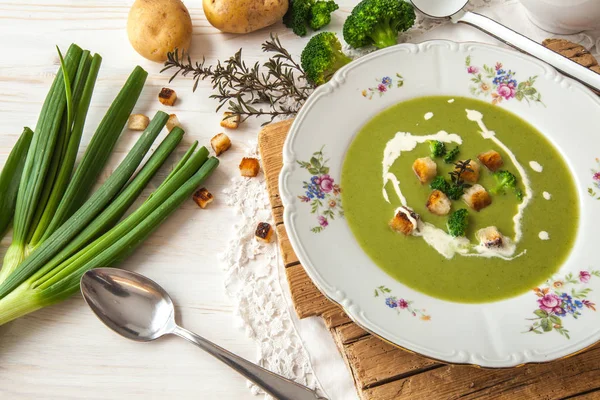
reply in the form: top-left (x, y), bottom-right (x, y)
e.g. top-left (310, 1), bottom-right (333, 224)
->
top-left (279, 39), bottom-right (600, 368)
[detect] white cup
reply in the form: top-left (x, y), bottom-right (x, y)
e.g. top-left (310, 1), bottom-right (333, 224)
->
top-left (520, 0), bottom-right (600, 34)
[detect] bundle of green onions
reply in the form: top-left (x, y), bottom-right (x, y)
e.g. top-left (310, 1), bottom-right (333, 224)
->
top-left (0, 44), bottom-right (218, 325)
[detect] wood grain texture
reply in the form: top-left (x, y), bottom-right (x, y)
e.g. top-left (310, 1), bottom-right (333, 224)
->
top-left (259, 119), bottom-right (600, 400)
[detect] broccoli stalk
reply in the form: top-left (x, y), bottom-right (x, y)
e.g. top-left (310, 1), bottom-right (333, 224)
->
top-left (284, 0), bottom-right (339, 37)
top-left (343, 0), bottom-right (416, 49)
top-left (447, 209), bottom-right (469, 237)
top-left (301, 32), bottom-right (352, 86)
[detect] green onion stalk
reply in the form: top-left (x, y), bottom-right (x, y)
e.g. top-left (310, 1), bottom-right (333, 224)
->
top-left (0, 147), bottom-right (218, 325)
top-left (0, 47), bottom-right (146, 284)
top-left (0, 43), bottom-right (220, 326)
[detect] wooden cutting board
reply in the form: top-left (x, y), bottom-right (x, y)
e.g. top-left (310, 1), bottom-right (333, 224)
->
top-left (258, 119), bottom-right (600, 400)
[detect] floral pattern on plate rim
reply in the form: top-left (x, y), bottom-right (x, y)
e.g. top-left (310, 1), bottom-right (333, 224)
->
top-left (361, 74), bottom-right (404, 100)
top-left (375, 286), bottom-right (431, 321)
top-left (525, 270), bottom-right (599, 339)
top-left (588, 158), bottom-right (600, 200)
top-left (297, 146), bottom-right (343, 233)
top-left (465, 56), bottom-right (544, 106)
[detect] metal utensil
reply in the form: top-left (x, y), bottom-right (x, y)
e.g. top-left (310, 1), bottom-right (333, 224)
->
top-left (410, 0), bottom-right (600, 93)
top-left (81, 268), bottom-right (325, 400)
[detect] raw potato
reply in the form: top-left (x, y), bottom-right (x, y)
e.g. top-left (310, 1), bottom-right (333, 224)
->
top-left (203, 0), bottom-right (288, 34)
top-left (127, 0), bottom-right (193, 62)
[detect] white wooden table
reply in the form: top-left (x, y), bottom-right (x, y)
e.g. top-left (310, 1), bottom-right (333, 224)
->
top-left (0, 1), bottom-right (318, 398)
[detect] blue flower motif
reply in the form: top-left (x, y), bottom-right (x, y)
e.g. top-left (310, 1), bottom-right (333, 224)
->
top-left (306, 192), bottom-right (314, 199)
top-left (316, 192), bottom-right (325, 199)
top-left (385, 297), bottom-right (397, 308)
top-left (555, 308), bottom-right (567, 316)
top-left (496, 69), bottom-right (505, 75)
top-left (575, 300), bottom-right (583, 308)
top-left (382, 76), bottom-right (392, 86)
top-left (561, 293), bottom-right (572, 302)
top-left (311, 176), bottom-right (319, 184)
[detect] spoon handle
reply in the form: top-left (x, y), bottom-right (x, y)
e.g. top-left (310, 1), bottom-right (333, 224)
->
top-left (455, 11), bottom-right (600, 93)
top-left (172, 326), bottom-right (326, 400)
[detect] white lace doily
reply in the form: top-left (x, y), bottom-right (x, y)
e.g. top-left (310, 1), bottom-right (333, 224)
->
top-left (221, 1), bottom-right (600, 398)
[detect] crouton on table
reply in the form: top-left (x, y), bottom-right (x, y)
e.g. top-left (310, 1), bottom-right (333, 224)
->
top-left (211, 133), bottom-right (231, 156)
top-left (462, 184), bottom-right (492, 211)
top-left (158, 87), bottom-right (177, 106)
top-left (455, 159), bottom-right (480, 184)
top-left (220, 112), bottom-right (240, 129)
top-left (255, 222), bottom-right (274, 243)
top-left (478, 150), bottom-right (503, 172)
top-left (193, 188), bottom-right (214, 209)
top-left (412, 157), bottom-right (437, 184)
top-left (128, 114), bottom-right (149, 131)
top-left (239, 157), bottom-right (260, 177)
top-left (389, 206), bottom-right (419, 235)
top-left (426, 190), bottom-right (452, 216)
top-left (166, 114), bottom-right (180, 132)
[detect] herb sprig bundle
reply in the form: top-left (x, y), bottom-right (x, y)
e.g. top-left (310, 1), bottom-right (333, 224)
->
top-left (162, 34), bottom-right (315, 125)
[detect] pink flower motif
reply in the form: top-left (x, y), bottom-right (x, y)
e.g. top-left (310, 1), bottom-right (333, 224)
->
top-left (593, 172), bottom-right (600, 181)
top-left (299, 196), bottom-right (310, 203)
top-left (538, 293), bottom-right (563, 314)
top-left (467, 66), bottom-right (479, 74)
top-left (497, 83), bottom-right (516, 100)
top-left (580, 271), bottom-right (592, 283)
top-left (319, 174), bottom-right (334, 193)
top-left (318, 216), bottom-right (328, 227)
top-left (377, 84), bottom-right (387, 93)
top-left (495, 62), bottom-right (503, 71)
top-left (398, 299), bottom-right (408, 309)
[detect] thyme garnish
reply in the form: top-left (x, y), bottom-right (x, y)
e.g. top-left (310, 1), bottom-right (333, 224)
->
top-left (449, 159), bottom-right (473, 189)
top-left (161, 34), bottom-right (315, 125)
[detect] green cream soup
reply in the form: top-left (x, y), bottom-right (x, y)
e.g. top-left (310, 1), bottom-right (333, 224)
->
top-left (341, 96), bottom-right (578, 303)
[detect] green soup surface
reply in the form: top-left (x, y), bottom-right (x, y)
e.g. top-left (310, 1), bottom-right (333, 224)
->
top-left (341, 96), bottom-right (578, 303)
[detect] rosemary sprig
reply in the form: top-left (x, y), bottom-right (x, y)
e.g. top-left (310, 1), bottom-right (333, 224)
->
top-left (161, 34), bottom-right (315, 125)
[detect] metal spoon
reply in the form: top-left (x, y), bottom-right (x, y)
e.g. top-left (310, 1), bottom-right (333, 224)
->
top-left (410, 0), bottom-right (600, 93)
top-left (81, 268), bottom-right (325, 400)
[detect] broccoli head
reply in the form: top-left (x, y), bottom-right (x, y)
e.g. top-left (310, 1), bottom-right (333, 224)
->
top-left (284, 0), bottom-right (339, 36)
top-left (301, 32), bottom-right (352, 86)
top-left (447, 209), bottom-right (469, 237)
top-left (428, 140), bottom-right (446, 158)
top-left (443, 146), bottom-right (460, 164)
top-left (430, 175), bottom-right (465, 200)
top-left (430, 176), bottom-right (449, 192)
top-left (310, 1), bottom-right (339, 30)
top-left (446, 185), bottom-right (465, 201)
top-left (343, 0), bottom-right (416, 49)
top-left (491, 170), bottom-right (516, 193)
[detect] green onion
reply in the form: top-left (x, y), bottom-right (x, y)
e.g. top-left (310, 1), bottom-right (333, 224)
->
top-left (0, 111), bottom-right (168, 295)
top-left (30, 127), bottom-right (186, 285)
top-left (39, 65), bottom-right (148, 243)
top-left (27, 51), bottom-right (95, 246)
top-left (2, 44), bottom-right (83, 281)
top-left (0, 128), bottom-right (34, 237)
top-left (28, 53), bottom-right (102, 247)
top-left (0, 152), bottom-right (219, 325)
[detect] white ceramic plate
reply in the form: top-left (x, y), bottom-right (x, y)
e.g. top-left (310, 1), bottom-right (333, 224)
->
top-left (279, 41), bottom-right (600, 367)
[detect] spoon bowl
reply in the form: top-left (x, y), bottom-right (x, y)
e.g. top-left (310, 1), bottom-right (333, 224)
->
top-left (81, 268), bottom-right (176, 342)
top-left (81, 268), bottom-right (324, 400)
top-left (410, 0), bottom-right (467, 18)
